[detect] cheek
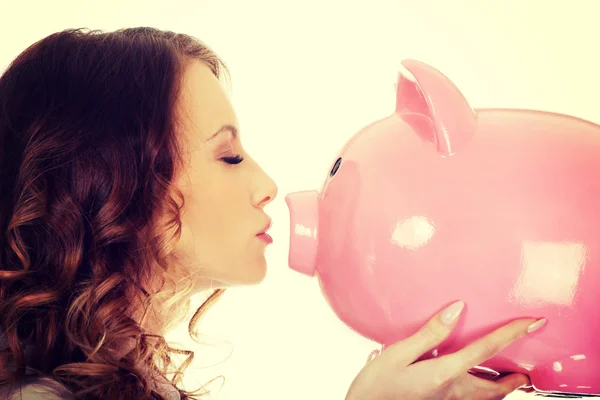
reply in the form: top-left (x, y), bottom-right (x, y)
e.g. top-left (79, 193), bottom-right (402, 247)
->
top-left (179, 179), bottom-right (245, 252)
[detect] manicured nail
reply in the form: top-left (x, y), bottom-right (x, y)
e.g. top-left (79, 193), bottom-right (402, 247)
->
top-left (440, 301), bottom-right (465, 325)
top-left (527, 318), bottom-right (547, 333)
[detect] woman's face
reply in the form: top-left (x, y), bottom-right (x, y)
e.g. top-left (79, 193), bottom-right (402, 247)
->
top-left (173, 60), bottom-right (278, 289)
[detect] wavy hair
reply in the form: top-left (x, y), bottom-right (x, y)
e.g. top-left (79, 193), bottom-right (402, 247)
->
top-left (0, 27), bottom-right (229, 399)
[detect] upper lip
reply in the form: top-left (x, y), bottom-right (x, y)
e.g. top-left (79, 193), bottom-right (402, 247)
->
top-left (258, 219), bottom-right (272, 235)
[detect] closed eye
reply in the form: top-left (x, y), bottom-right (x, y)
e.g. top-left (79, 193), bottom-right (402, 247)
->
top-left (221, 154), bottom-right (244, 165)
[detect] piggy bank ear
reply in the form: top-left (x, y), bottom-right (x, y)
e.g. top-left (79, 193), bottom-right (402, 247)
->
top-left (395, 59), bottom-right (477, 156)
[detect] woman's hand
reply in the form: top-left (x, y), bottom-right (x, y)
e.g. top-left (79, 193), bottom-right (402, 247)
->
top-left (345, 301), bottom-right (546, 400)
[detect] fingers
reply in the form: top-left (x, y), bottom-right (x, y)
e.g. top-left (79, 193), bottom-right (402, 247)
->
top-left (478, 372), bottom-right (531, 398)
top-left (439, 317), bottom-right (546, 376)
top-left (384, 301), bottom-right (465, 365)
top-left (449, 371), bottom-right (530, 399)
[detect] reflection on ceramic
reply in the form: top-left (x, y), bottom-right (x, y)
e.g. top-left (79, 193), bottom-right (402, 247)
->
top-left (285, 59), bottom-right (600, 396)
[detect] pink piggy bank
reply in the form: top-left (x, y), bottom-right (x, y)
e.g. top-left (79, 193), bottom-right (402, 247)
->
top-left (285, 59), bottom-right (600, 396)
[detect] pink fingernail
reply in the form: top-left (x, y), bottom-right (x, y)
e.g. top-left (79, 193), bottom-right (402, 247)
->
top-left (527, 318), bottom-right (547, 333)
top-left (440, 301), bottom-right (465, 325)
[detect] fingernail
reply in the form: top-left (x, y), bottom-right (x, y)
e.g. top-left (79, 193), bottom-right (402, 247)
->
top-left (440, 301), bottom-right (465, 325)
top-left (527, 318), bottom-right (547, 333)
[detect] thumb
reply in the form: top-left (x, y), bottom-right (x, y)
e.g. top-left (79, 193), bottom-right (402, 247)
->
top-left (492, 373), bottom-right (531, 396)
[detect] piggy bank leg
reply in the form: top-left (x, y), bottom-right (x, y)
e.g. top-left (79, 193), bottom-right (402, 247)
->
top-left (365, 344), bottom-right (386, 364)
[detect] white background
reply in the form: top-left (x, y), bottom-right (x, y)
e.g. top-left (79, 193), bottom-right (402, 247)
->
top-left (2, 1), bottom-right (600, 399)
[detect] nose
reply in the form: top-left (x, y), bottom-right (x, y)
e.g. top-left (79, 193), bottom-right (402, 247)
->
top-left (252, 167), bottom-right (278, 209)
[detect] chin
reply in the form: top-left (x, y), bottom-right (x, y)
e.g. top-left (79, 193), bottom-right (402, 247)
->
top-left (236, 260), bottom-right (268, 286)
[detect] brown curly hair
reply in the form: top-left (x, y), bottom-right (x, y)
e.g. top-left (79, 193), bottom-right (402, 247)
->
top-left (0, 27), bottom-right (229, 399)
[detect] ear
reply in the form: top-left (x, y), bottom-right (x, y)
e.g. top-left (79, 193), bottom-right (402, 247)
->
top-left (395, 59), bottom-right (477, 156)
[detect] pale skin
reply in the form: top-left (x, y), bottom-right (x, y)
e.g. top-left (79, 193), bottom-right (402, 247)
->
top-left (173, 60), bottom-right (278, 288)
top-left (172, 60), bottom-right (547, 399)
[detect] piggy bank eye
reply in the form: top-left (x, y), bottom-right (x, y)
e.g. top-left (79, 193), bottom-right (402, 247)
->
top-left (330, 157), bottom-right (342, 177)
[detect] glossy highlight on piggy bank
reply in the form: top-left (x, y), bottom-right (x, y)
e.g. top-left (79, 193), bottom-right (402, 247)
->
top-left (285, 59), bottom-right (600, 396)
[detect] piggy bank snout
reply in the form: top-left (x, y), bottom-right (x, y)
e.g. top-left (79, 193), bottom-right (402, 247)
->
top-left (285, 190), bottom-right (319, 276)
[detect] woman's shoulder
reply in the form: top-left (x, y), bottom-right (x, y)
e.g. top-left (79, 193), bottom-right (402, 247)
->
top-left (0, 377), bottom-right (75, 400)
top-left (0, 330), bottom-right (74, 399)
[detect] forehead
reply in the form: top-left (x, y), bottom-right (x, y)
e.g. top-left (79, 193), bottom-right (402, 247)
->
top-left (177, 60), bottom-right (237, 142)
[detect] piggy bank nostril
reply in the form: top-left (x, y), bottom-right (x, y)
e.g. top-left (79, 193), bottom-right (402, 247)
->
top-left (330, 157), bottom-right (342, 177)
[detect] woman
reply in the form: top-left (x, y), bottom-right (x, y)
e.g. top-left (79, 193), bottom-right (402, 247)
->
top-left (0, 27), bottom-right (546, 399)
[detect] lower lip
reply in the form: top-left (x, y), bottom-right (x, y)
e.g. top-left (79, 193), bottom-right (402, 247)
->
top-left (257, 233), bottom-right (273, 244)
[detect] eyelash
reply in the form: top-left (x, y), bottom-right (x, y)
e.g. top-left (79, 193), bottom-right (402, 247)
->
top-left (221, 154), bottom-right (244, 165)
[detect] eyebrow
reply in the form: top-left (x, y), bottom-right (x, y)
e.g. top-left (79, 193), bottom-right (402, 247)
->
top-left (206, 124), bottom-right (238, 142)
